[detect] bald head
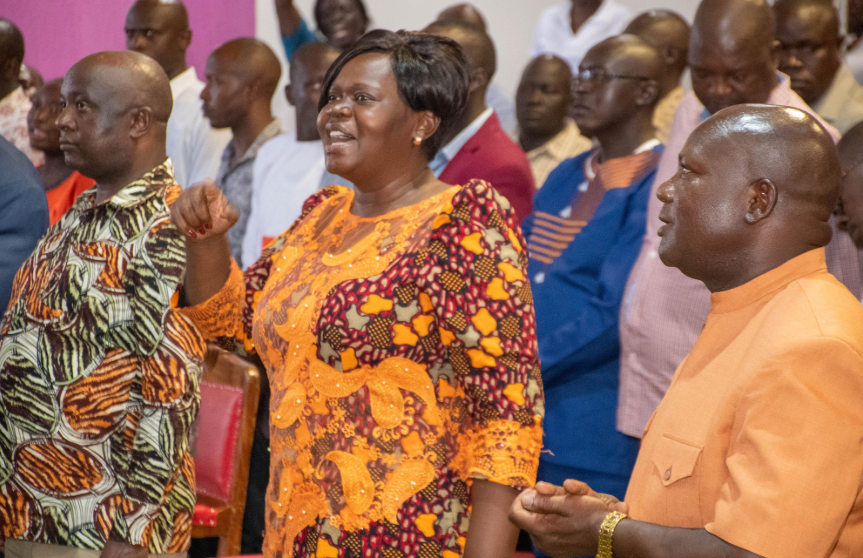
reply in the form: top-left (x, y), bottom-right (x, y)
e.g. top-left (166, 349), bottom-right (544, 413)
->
top-left (0, 18), bottom-right (25, 94)
top-left (424, 21), bottom-right (496, 90)
top-left (125, 0), bottom-right (191, 79)
top-left (58, 51), bottom-right (172, 184)
top-left (211, 38), bottom-right (281, 99)
top-left (437, 3), bottom-right (488, 32)
top-left (657, 104), bottom-right (839, 288)
top-left (690, 0), bottom-right (777, 115)
top-left (586, 34), bottom-right (663, 85)
top-left (711, 104), bottom-right (838, 214)
top-left (202, 38), bottom-right (280, 129)
top-left (571, 35), bottom-right (662, 138)
top-left (516, 55), bottom-right (572, 142)
top-left (625, 10), bottom-right (690, 93)
top-left (68, 51), bottom-right (172, 123)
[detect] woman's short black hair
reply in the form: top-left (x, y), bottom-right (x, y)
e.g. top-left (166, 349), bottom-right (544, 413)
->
top-left (318, 29), bottom-right (470, 161)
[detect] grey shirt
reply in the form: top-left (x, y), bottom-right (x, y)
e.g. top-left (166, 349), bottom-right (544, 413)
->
top-left (216, 118), bottom-right (282, 268)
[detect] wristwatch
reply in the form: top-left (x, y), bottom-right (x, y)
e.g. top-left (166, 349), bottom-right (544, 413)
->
top-left (596, 511), bottom-right (627, 558)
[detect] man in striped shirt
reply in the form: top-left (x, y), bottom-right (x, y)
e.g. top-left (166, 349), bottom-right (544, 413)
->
top-left (616, 0), bottom-right (857, 441)
top-left (523, 34), bottom-right (663, 506)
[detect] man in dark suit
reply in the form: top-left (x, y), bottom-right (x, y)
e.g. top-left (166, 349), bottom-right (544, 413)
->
top-left (424, 21), bottom-right (536, 223)
top-left (0, 136), bottom-right (47, 311)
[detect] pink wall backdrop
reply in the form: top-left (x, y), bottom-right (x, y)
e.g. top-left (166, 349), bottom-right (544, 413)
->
top-left (4, 0), bottom-right (256, 82)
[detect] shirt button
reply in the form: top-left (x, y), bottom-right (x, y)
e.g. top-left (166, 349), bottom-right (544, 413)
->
top-left (664, 467), bottom-right (672, 481)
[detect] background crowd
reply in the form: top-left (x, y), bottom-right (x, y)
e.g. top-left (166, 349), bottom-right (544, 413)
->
top-left (1, 0), bottom-right (863, 558)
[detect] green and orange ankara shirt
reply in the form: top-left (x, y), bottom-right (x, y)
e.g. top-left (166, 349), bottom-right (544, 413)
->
top-left (0, 161), bottom-right (204, 554)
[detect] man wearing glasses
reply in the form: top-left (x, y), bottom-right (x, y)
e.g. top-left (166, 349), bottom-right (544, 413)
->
top-left (522, 34), bottom-right (663, 521)
top-left (775, 0), bottom-right (863, 136)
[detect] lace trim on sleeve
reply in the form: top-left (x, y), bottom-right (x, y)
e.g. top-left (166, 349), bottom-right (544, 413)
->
top-left (178, 260), bottom-right (245, 342)
top-left (452, 418), bottom-right (543, 490)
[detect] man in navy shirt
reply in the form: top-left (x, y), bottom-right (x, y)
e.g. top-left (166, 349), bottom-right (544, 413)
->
top-left (523, 35), bottom-right (663, 507)
top-left (0, 136), bottom-right (47, 311)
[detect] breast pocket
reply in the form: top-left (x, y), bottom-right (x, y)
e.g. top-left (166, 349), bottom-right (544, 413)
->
top-left (650, 433), bottom-right (703, 527)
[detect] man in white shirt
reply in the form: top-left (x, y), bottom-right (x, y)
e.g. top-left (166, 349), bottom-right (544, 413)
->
top-left (125, 0), bottom-right (230, 188)
top-left (531, 0), bottom-right (632, 73)
top-left (241, 42), bottom-right (343, 268)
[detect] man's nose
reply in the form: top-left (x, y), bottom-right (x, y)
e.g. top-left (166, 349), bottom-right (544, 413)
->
top-left (708, 77), bottom-right (733, 98)
top-left (780, 50), bottom-right (804, 69)
top-left (656, 178), bottom-right (675, 202)
top-left (129, 32), bottom-right (147, 51)
top-left (56, 106), bottom-right (72, 130)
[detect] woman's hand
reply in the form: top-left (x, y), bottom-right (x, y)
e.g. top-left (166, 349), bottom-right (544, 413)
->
top-left (170, 179), bottom-right (239, 241)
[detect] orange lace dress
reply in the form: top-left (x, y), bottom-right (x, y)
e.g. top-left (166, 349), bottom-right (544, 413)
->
top-left (182, 179), bottom-right (544, 558)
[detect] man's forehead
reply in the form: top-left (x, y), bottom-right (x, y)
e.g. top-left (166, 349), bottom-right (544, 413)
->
top-left (525, 60), bottom-right (567, 82)
top-left (582, 47), bottom-right (638, 73)
top-left (62, 65), bottom-right (119, 99)
top-left (206, 53), bottom-right (245, 77)
top-left (125, 4), bottom-right (173, 28)
top-left (776, 5), bottom-right (834, 36)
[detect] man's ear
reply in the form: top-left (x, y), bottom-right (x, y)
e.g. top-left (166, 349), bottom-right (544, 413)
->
top-left (662, 45), bottom-right (680, 68)
top-left (744, 178), bottom-right (777, 224)
top-left (179, 28), bottom-right (193, 51)
top-left (129, 106), bottom-right (155, 139)
top-left (636, 79), bottom-right (660, 106)
top-left (285, 83), bottom-right (295, 106)
top-left (413, 110), bottom-right (441, 143)
top-left (468, 67), bottom-right (489, 96)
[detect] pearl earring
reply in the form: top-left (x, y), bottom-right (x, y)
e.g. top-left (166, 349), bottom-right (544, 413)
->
top-left (412, 136), bottom-right (423, 145)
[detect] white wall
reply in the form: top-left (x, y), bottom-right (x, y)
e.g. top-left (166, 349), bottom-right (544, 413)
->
top-left (255, 0), bottom-right (699, 132)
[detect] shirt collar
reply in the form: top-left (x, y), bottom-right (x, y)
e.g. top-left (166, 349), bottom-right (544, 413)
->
top-left (74, 158), bottom-right (176, 211)
top-left (539, 119), bottom-right (587, 160)
top-left (222, 118), bottom-right (282, 171)
top-left (431, 107), bottom-right (494, 175)
top-left (170, 67), bottom-right (200, 99)
top-left (0, 85), bottom-right (26, 107)
top-left (710, 248), bottom-right (827, 314)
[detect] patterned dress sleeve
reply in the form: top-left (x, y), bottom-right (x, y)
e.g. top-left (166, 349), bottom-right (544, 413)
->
top-left (108, 185), bottom-right (204, 548)
top-left (424, 179), bottom-right (544, 490)
top-left (180, 186), bottom-right (343, 356)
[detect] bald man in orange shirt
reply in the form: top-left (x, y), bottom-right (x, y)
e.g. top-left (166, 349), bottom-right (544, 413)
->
top-left (510, 104), bottom-right (863, 558)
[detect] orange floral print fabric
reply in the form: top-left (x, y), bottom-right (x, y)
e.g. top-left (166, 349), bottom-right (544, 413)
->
top-left (182, 180), bottom-right (544, 558)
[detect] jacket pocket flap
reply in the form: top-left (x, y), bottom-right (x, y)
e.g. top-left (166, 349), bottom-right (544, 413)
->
top-left (651, 433), bottom-right (703, 487)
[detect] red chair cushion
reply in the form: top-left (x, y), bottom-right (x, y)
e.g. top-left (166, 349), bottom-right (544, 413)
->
top-left (195, 381), bottom-right (243, 502)
top-left (193, 503), bottom-right (221, 527)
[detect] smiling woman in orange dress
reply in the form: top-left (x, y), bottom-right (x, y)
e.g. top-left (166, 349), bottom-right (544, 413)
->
top-left (171, 30), bottom-right (544, 558)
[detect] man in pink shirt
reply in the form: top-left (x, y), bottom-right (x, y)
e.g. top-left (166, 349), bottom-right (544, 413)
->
top-left (616, 0), bottom-right (860, 440)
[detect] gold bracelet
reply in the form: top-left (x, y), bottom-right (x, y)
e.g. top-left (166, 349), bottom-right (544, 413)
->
top-left (596, 511), bottom-right (627, 558)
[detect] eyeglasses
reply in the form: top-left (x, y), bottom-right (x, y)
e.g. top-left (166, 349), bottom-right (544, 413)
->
top-left (573, 68), bottom-right (650, 86)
